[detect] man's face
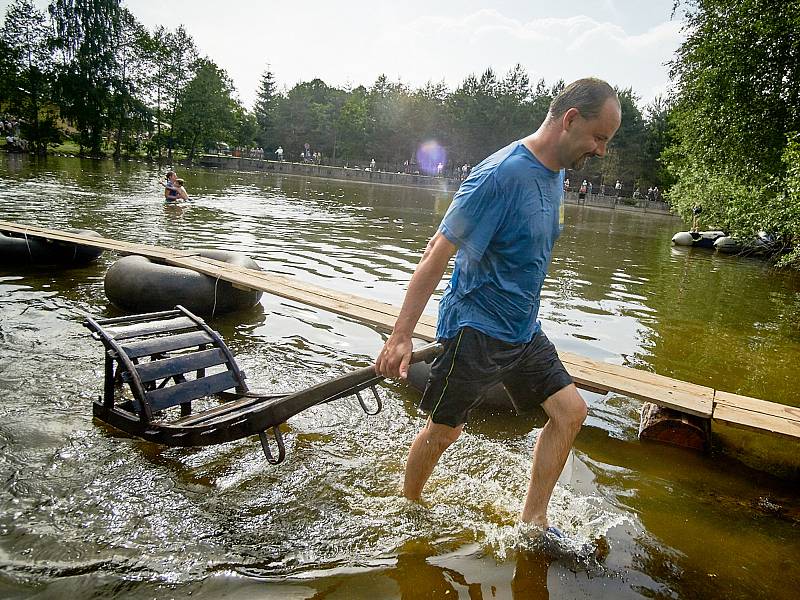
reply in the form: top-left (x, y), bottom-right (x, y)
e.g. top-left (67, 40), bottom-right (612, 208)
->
top-left (561, 99), bottom-right (621, 170)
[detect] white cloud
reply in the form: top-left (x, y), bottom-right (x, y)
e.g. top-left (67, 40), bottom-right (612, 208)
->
top-left (382, 9), bottom-right (684, 106)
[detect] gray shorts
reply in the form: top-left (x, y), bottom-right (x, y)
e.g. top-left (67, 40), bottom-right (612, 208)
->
top-left (419, 327), bottom-right (573, 427)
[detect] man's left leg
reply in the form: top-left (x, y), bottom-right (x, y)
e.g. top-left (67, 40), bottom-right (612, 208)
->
top-left (519, 383), bottom-right (587, 527)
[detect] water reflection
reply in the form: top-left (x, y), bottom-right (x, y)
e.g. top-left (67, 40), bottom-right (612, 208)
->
top-left (1, 155), bottom-right (800, 599)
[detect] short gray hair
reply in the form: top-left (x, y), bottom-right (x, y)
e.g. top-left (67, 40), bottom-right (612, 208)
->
top-left (548, 78), bottom-right (619, 121)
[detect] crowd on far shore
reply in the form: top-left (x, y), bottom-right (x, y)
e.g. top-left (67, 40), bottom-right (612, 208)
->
top-left (564, 177), bottom-right (664, 202)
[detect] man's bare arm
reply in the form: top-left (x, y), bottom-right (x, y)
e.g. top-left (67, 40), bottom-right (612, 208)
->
top-left (375, 231), bottom-right (457, 379)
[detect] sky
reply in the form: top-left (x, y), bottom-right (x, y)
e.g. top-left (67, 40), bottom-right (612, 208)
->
top-left (5, 0), bottom-right (687, 110)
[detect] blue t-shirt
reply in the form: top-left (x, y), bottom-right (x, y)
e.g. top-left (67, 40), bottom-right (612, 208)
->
top-left (437, 140), bottom-right (564, 344)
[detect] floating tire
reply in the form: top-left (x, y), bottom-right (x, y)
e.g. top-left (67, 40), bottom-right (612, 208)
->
top-left (671, 231), bottom-right (696, 246)
top-left (713, 236), bottom-right (742, 254)
top-left (104, 250), bottom-right (263, 316)
top-left (671, 230), bottom-right (726, 248)
top-left (0, 228), bottom-right (104, 266)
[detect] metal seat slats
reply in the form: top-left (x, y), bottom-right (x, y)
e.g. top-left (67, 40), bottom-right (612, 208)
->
top-left (103, 316), bottom-right (196, 341)
top-left (146, 370), bottom-right (241, 412)
top-left (172, 394), bottom-right (285, 427)
top-left (90, 309), bottom-right (182, 327)
top-left (177, 395), bottom-right (284, 429)
top-left (135, 348), bottom-right (229, 384)
top-left (121, 330), bottom-right (214, 359)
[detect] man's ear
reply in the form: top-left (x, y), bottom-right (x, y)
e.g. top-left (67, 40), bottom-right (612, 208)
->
top-left (562, 107), bottom-right (580, 131)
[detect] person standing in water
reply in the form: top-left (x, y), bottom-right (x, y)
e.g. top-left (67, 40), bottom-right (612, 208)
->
top-left (160, 171), bottom-right (179, 202)
top-left (375, 78), bottom-right (621, 533)
top-left (160, 171), bottom-right (189, 202)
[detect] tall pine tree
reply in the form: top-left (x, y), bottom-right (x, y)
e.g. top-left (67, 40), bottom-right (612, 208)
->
top-left (253, 67), bottom-right (277, 150)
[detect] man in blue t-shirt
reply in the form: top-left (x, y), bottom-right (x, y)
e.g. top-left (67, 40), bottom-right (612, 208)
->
top-left (375, 78), bottom-right (621, 532)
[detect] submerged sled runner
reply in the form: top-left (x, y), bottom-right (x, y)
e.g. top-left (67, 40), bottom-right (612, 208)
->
top-left (85, 305), bottom-right (440, 463)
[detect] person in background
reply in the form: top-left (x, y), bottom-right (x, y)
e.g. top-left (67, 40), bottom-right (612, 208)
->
top-left (692, 204), bottom-right (702, 232)
top-left (160, 171), bottom-right (179, 202)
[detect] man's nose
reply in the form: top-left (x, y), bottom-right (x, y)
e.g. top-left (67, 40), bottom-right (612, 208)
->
top-left (594, 141), bottom-right (607, 157)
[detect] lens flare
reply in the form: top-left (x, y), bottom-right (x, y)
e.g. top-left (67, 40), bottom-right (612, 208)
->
top-left (416, 140), bottom-right (447, 176)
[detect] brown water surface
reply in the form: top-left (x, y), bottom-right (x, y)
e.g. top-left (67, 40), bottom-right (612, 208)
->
top-left (1, 155), bottom-right (799, 599)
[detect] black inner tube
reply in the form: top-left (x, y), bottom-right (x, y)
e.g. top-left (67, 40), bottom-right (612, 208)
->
top-left (0, 229), bottom-right (104, 266)
top-left (104, 250), bottom-right (263, 316)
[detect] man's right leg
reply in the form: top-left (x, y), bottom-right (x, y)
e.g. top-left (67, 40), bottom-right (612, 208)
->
top-left (403, 419), bottom-right (463, 500)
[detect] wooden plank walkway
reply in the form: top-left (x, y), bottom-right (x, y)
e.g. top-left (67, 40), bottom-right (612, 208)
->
top-left (2, 220), bottom-right (798, 441)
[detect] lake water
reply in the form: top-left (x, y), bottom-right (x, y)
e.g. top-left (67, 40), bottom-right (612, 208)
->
top-left (1, 155), bottom-right (799, 599)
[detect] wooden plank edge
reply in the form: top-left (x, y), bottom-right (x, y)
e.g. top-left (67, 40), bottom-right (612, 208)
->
top-left (712, 403), bottom-right (800, 439)
top-left (567, 364), bottom-right (712, 418)
top-left (166, 255), bottom-right (415, 320)
top-left (714, 390), bottom-right (800, 424)
top-left (560, 350), bottom-right (714, 398)
top-left (0, 222), bottom-right (201, 259)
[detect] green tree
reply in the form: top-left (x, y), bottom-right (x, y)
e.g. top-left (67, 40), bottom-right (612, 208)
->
top-left (1, 0), bottom-right (57, 153)
top-left (445, 66), bottom-right (550, 166)
top-left (642, 95), bottom-right (675, 189)
top-left (409, 80), bottom-right (450, 153)
top-left (0, 36), bottom-right (15, 108)
top-left (666, 0), bottom-right (800, 264)
top-left (333, 85), bottom-right (368, 162)
top-left (172, 57), bottom-right (237, 162)
top-left (273, 78), bottom-right (346, 160)
top-left (164, 25), bottom-right (198, 161)
top-left (108, 7), bottom-right (151, 159)
top-left (234, 104), bottom-right (258, 149)
top-left (48, 0), bottom-right (122, 155)
top-left (253, 67), bottom-right (277, 150)
top-left (366, 75), bottom-right (413, 167)
top-left (446, 69), bottom-right (499, 163)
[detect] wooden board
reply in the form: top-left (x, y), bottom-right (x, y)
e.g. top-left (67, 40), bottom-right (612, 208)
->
top-left (713, 390), bottom-right (800, 439)
top-left (560, 352), bottom-right (714, 417)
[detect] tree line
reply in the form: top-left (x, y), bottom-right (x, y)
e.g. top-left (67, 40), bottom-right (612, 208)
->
top-left (0, 0), bottom-right (669, 190)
